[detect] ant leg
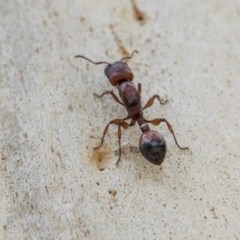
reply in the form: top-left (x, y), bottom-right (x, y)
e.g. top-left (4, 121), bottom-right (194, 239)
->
top-left (94, 118), bottom-right (129, 149)
top-left (116, 125), bottom-right (123, 166)
top-left (94, 91), bottom-right (124, 105)
top-left (94, 118), bottom-right (130, 165)
top-left (143, 95), bottom-right (168, 110)
top-left (138, 83), bottom-right (142, 95)
top-left (129, 119), bottom-right (137, 126)
top-left (146, 118), bottom-right (189, 150)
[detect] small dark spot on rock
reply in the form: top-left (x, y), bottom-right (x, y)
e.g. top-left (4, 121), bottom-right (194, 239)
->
top-left (68, 104), bottom-right (73, 111)
top-left (42, 20), bottom-right (47, 26)
top-left (131, 0), bottom-right (148, 25)
top-left (80, 16), bottom-right (85, 22)
top-left (53, 12), bottom-right (59, 17)
top-left (108, 189), bottom-right (117, 197)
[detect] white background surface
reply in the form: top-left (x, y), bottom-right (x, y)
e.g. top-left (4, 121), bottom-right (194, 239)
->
top-left (1, 0), bottom-right (240, 239)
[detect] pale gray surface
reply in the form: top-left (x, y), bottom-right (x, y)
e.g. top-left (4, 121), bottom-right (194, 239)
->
top-left (1, 0), bottom-right (240, 239)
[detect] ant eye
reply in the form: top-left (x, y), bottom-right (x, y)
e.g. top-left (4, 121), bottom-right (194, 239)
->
top-left (139, 131), bottom-right (166, 165)
top-left (104, 64), bottom-right (111, 77)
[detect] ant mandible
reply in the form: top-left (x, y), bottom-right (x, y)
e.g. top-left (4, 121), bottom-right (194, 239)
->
top-left (75, 50), bottom-right (188, 166)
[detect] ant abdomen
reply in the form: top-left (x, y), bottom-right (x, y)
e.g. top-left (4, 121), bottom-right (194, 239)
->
top-left (139, 130), bottom-right (167, 165)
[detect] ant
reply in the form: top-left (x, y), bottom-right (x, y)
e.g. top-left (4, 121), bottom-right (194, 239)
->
top-left (75, 50), bottom-right (188, 166)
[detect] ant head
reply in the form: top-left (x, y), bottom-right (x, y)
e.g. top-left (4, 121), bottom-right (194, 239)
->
top-left (139, 130), bottom-right (166, 165)
top-left (104, 61), bottom-right (133, 86)
top-left (104, 50), bottom-right (138, 86)
top-left (75, 50), bottom-right (138, 86)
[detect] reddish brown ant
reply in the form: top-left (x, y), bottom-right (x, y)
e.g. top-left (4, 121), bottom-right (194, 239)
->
top-left (75, 50), bottom-right (188, 166)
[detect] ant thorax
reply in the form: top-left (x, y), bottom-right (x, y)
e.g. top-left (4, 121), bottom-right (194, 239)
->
top-left (118, 81), bottom-right (142, 121)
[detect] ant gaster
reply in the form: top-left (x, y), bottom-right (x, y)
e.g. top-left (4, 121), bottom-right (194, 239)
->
top-left (75, 50), bottom-right (188, 166)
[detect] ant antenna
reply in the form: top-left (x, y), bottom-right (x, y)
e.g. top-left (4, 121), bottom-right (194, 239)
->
top-left (75, 55), bottom-right (110, 65)
top-left (120, 50), bottom-right (139, 62)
